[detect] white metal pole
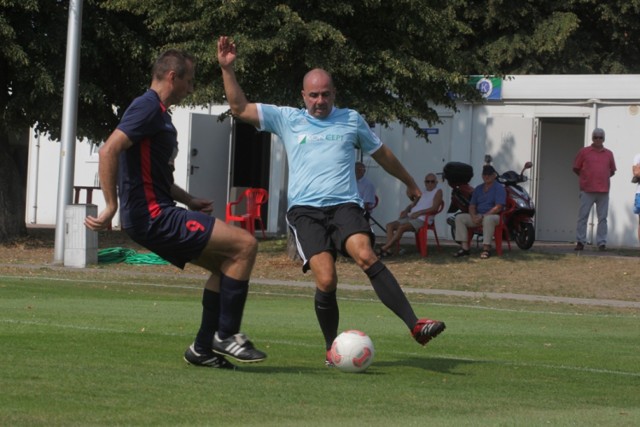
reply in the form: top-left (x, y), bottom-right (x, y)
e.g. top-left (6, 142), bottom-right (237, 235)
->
top-left (53, 0), bottom-right (84, 263)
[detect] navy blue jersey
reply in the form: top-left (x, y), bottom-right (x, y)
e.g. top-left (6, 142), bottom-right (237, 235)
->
top-left (116, 90), bottom-right (178, 228)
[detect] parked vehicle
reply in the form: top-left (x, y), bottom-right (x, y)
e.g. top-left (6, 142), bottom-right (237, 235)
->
top-left (442, 159), bottom-right (536, 249)
top-left (442, 161), bottom-right (474, 242)
top-left (496, 161), bottom-right (536, 249)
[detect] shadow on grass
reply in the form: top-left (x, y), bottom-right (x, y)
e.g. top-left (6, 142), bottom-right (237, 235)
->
top-left (373, 355), bottom-right (475, 374)
top-left (240, 356), bottom-right (475, 376)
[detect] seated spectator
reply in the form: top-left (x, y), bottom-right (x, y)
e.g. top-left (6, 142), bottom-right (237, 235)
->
top-left (356, 161), bottom-right (376, 213)
top-left (377, 173), bottom-right (443, 257)
top-left (453, 165), bottom-right (506, 259)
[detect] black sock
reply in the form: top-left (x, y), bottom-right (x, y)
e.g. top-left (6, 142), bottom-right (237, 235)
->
top-left (194, 288), bottom-right (220, 352)
top-left (365, 260), bottom-right (418, 329)
top-left (217, 274), bottom-right (249, 340)
top-left (314, 288), bottom-right (339, 350)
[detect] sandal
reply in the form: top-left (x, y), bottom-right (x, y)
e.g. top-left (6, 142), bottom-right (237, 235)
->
top-left (480, 250), bottom-right (491, 259)
top-left (453, 248), bottom-right (470, 258)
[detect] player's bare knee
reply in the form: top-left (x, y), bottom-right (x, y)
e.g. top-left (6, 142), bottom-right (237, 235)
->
top-left (352, 249), bottom-right (378, 270)
top-left (311, 266), bottom-right (337, 291)
top-left (237, 232), bottom-right (258, 262)
top-left (315, 276), bottom-right (337, 293)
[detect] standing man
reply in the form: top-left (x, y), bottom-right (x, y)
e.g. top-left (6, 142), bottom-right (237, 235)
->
top-left (452, 165), bottom-right (506, 259)
top-left (573, 128), bottom-right (616, 251)
top-left (85, 49), bottom-right (266, 369)
top-left (356, 161), bottom-right (376, 213)
top-left (217, 36), bottom-right (445, 366)
top-left (632, 152), bottom-right (640, 243)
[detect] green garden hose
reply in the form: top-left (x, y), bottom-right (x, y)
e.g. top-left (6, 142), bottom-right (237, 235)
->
top-left (98, 247), bottom-right (169, 265)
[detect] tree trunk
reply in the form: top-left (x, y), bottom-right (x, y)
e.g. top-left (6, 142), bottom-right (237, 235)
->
top-left (0, 142), bottom-right (27, 242)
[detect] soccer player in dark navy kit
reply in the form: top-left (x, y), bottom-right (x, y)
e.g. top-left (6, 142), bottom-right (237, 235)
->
top-left (85, 49), bottom-right (266, 369)
top-left (218, 36), bottom-right (446, 367)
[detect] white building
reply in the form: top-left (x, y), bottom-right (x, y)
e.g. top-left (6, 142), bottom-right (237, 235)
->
top-left (26, 75), bottom-right (640, 248)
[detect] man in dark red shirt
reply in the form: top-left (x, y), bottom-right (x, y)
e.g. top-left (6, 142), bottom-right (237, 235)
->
top-left (573, 128), bottom-right (616, 251)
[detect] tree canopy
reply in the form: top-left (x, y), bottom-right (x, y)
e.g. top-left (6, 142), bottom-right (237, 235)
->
top-left (3, 0), bottom-right (640, 240)
top-left (458, 0), bottom-right (640, 74)
top-left (1, 0), bottom-right (158, 142)
top-left (4, 0), bottom-right (640, 143)
top-left (104, 0), bottom-right (482, 135)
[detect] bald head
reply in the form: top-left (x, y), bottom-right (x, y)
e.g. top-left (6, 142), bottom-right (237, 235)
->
top-left (301, 68), bottom-right (336, 119)
top-left (303, 69), bottom-right (334, 89)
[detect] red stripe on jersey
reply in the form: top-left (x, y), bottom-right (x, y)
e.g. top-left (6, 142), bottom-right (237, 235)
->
top-left (140, 137), bottom-right (162, 218)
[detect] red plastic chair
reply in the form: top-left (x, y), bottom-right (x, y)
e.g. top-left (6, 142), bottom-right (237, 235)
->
top-left (466, 198), bottom-right (516, 256)
top-left (413, 200), bottom-right (445, 257)
top-left (225, 188), bottom-right (269, 238)
top-left (395, 200), bottom-right (444, 257)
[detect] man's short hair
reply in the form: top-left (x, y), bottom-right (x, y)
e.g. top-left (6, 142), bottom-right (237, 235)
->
top-left (152, 49), bottom-right (195, 80)
top-left (592, 128), bottom-right (605, 138)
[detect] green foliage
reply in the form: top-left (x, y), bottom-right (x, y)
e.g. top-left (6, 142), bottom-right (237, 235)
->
top-left (103, 0), bottom-right (480, 137)
top-left (0, 0), bottom-right (158, 141)
top-left (4, 0), bottom-right (640, 142)
top-left (459, 0), bottom-right (640, 74)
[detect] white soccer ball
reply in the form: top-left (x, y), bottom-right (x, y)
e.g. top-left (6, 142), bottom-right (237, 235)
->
top-left (330, 330), bottom-right (375, 373)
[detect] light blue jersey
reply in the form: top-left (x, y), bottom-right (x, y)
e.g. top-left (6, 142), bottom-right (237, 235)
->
top-left (258, 104), bottom-right (382, 208)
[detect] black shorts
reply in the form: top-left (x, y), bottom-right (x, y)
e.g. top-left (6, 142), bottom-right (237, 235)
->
top-left (124, 206), bottom-right (215, 269)
top-left (286, 203), bottom-right (374, 273)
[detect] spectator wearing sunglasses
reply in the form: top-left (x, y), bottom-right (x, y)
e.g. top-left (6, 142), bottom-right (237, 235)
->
top-left (377, 173), bottom-right (443, 257)
top-left (573, 128), bottom-right (616, 251)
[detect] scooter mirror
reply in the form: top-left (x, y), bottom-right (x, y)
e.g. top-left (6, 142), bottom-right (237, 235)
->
top-left (524, 161), bottom-right (533, 169)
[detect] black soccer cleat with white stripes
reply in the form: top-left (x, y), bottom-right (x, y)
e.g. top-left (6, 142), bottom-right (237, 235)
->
top-left (212, 332), bottom-right (267, 363)
top-left (183, 343), bottom-right (237, 370)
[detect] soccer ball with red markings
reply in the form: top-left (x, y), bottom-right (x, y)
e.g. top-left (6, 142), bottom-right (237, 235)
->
top-left (330, 330), bottom-right (375, 373)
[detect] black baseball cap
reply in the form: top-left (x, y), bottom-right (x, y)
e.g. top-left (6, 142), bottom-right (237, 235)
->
top-left (482, 165), bottom-right (496, 175)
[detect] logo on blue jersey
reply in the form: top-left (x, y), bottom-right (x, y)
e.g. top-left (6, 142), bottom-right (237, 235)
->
top-left (297, 134), bottom-right (343, 145)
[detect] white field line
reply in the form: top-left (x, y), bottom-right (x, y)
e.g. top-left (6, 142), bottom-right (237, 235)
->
top-left (1, 318), bottom-right (638, 379)
top-left (1, 275), bottom-right (639, 318)
top-left (3, 267), bottom-right (640, 308)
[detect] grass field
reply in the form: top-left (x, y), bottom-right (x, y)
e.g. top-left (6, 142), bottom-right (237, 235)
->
top-left (1, 267), bottom-right (639, 426)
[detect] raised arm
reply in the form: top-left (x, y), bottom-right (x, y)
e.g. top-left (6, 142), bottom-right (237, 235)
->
top-left (217, 36), bottom-right (260, 127)
top-left (371, 144), bottom-right (421, 201)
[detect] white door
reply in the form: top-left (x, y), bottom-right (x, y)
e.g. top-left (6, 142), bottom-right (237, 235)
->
top-left (187, 113), bottom-right (232, 220)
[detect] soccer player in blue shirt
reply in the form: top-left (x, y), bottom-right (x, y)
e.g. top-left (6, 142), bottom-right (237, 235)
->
top-left (218, 36), bottom-right (446, 366)
top-left (85, 49), bottom-right (266, 369)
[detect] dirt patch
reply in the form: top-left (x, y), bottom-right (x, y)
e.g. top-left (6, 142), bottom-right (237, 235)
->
top-left (2, 228), bottom-right (639, 303)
